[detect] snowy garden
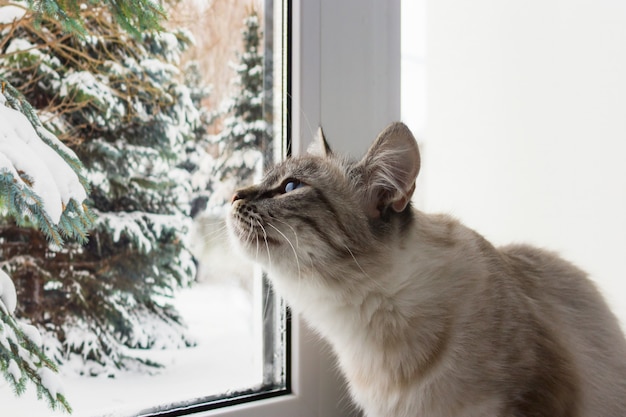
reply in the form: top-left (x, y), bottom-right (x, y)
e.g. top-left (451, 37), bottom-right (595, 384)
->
top-left (0, 0), bottom-right (273, 414)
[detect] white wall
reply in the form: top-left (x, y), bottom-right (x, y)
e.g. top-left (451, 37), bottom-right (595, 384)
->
top-left (401, 0), bottom-right (426, 138)
top-left (421, 0), bottom-right (626, 325)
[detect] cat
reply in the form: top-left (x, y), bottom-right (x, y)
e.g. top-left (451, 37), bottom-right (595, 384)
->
top-left (227, 122), bottom-right (626, 417)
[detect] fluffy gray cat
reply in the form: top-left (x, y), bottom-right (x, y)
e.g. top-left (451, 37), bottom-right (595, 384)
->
top-left (227, 122), bottom-right (626, 417)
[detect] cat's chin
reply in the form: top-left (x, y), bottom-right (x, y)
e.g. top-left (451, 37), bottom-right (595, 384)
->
top-left (226, 215), bottom-right (274, 265)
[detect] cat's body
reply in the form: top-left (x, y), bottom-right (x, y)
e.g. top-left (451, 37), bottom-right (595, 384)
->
top-left (227, 122), bottom-right (626, 417)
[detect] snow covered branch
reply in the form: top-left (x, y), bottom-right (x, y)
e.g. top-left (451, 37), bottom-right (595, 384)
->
top-left (0, 78), bottom-right (92, 413)
top-left (1, 81), bottom-right (94, 245)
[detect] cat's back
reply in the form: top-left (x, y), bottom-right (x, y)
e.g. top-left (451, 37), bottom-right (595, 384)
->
top-left (499, 244), bottom-right (626, 416)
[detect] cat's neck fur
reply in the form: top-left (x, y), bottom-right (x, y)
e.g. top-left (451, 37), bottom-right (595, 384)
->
top-left (267, 204), bottom-right (601, 417)
top-left (267, 207), bottom-right (487, 391)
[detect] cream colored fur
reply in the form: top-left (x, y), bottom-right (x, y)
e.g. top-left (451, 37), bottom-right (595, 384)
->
top-left (227, 122), bottom-right (626, 417)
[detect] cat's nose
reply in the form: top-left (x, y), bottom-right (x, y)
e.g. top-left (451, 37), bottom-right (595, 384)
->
top-left (231, 186), bottom-right (255, 203)
top-left (231, 192), bottom-right (242, 204)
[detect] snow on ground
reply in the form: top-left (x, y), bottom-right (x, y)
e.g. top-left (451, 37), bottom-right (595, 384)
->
top-left (0, 281), bottom-right (262, 417)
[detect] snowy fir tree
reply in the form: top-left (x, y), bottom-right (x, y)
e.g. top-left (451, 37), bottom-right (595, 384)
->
top-left (179, 61), bottom-right (215, 218)
top-left (0, 0), bottom-right (202, 379)
top-left (0, 77), bottom-right (93, 411)
top-left (205, 8), bottom-right (271, 212)
top-left (26, 0), bottom-right (165, 37)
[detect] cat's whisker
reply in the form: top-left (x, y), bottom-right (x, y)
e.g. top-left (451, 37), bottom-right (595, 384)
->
top-left (197, 218), bottom-right (229, 228)
top-left (200, 221), bottom-right (228, 233)
top-left (274, 218), bottom-right (300, 249)
top-left (254, 223), bottom-right (261, 261)
top-left (248, 219), bottom-right (259, 262)
top-left (199, 224), bottom-right (229, 243)
top-left (342, 244), bottom-right (368, 277)
top-left (267, 222), bottom-right (302, 281)
top-left (342, 244), bottom-right (386, 293)
top-left (256, 220), bottom-right (273, 269)
top-left (244, 219), bottom-right (260, 263)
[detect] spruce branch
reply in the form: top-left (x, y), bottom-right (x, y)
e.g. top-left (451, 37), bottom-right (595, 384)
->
top-left (0, 306), bottom-right (72, 413)
top-left (0, 76), bottom-right (92, 411)
top-left (26, 0), bottom-right (166, 38)
top-left (1, 0), bottom-right (199, 396)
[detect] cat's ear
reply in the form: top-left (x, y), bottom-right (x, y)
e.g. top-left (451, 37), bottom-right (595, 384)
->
top-left (307, 126), bottom-right (333, 157)
top-left (358, 122), bottom-right (420, 218)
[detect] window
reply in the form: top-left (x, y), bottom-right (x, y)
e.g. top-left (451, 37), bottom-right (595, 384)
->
top-left (1, 0), bottom-right (287, 415)
top-left (0, 1), bottom-right (402, 416)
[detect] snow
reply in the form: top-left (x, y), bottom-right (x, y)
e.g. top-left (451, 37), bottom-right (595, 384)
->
top-left (7, 359), bottom-right (21, 381)
top-left (96, 211), bottom-right (192, 256)
top-left (38, 368), bottom-right (64, 399)
top-left (0, 269), bottom-right (17, 315)
top-left (0, 4), bottom-right (25, 24)
top-left (59, 71), bottom-right (126, 124)
top-left (98, 211), bottom-right (154, 253)
top-left (43, 281), bottom-right (63, 291)
top-left (0, 98), bottom-right (88, 224)
top-left (153, 32), bottom-right (184, 64)
top-left (5, 38), bottom-right (38, 56)
top-left (0, 320), bottom-right (12, 349)
top-left (0, 281), bottom-right (264, 417)
top-left (140, 58), bottom-right (180, 79)
top-left (3, 38), bottom-right (62, 88)
top-left (19, 323), bottom-right (42, 347)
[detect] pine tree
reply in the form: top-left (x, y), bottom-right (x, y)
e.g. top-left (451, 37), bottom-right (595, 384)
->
top-left (206, 8), bottom-right (271, 211)
top-left (1, 79), bottom-right (92, 412)
top-left (180, 61), bottom-right (215, 218)
top-left (27, 0), bottom-right (165, 37)
top-left (0, 1), bottom-right (201, 379)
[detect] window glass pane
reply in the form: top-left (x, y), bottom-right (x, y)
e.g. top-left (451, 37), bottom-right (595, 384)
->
top-left (0, 0), bottom-right (287, 415)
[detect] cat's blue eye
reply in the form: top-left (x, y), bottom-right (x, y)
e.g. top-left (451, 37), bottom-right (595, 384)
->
top-left (284, 179), bottom-right (304, 193)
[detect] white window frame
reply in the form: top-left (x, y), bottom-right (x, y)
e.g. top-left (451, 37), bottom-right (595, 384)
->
top-left (198, 1), bottom-right (401, 416)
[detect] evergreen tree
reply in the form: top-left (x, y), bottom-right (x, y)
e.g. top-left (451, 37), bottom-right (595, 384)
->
top-left (0, 1), bottom-right (201, 378)
top-left (180, 61), bottom-right (215, 218)
top-left (27, 0), bottom-right (165, 37)
top-left (206, 8), bottom-right (271, 211)
top-left (0, 78), bottom-right (92, 412)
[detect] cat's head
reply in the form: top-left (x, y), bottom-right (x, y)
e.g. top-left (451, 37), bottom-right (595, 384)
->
top-left (227, 122), bottom-right (420, 279)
